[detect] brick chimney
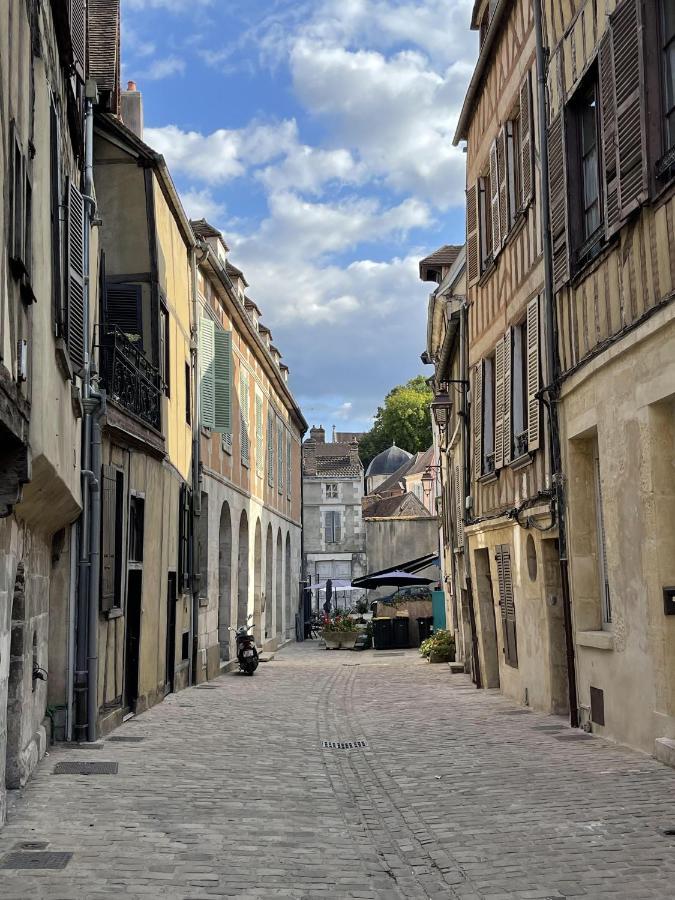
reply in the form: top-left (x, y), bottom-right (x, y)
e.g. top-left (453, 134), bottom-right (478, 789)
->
top-left (349, 439), bottom-right (360, 467)
top-left (303, 438), bottom-right (317, 475)
top-left (121, 80), bottom-right (143, 139)
top-left (309, 425), bottom-right (325, 444)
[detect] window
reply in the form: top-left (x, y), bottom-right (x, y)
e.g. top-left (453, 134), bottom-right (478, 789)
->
top-left (185, 362), bottom-right (191, 425)
top-left (287, 433), bottom-right (292, 500)
top-left (267, 413), bottom-right (274, 485)
top-left (240, 371), bottom-right (250, 468)
top-left (661, 0), bottom-right (675, 152)
top-left (478, 174), bottom-right (492, 273)
top-left (50, 100), bottom-right (63, 334)
top-left (325, 483), bottom-right (338, 499)
top-left (511, 322), bottom-right (528, 458)
top-left (495, 544), bottom-right (518, 668)
top-left (579, 80), bottom-right (602, 240)
top-left (159, 302), bottom-right (169, 396)
top-left (198, 316), bottom-right (232, 434)
top-left (128, 495), bottom-right (145, 563)
top-left (101, 466), bottom-right (125, 612)
top-left (594, 449), bottom-right (612, 627)
top-left (255, 393), bottom-right (264, 478)
top-left (277, 421), bottom-right (284, 493)
top-left (324, 511), bottom-right (341, 544)
top-left (505, 120), bottom-right (520, 231)
top-left (482, 356), bottom-right (495, 474)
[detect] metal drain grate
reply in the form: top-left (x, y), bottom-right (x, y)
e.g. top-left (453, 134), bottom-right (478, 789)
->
top-left (53, 761), bottom-right (119, 775)
top-left (108, 735), bottom-right (145, 743)
top-left (321, 740), bottom-right (368, 750)
top-left (1, 851), bottom-right (72, 870)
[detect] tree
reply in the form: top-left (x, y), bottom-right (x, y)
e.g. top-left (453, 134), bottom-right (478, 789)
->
top-left (359, 376), bottom-right (433, 468)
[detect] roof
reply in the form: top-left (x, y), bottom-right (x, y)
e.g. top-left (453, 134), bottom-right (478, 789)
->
top-left (405, 446), bottom-right (435, 477)
top-left (365, 444), bottom-right (413, 478)
top-left (225, 260), bottom-right (249, 287)
top-left (419, 245), bottom-right (462, 282)
top-left (362, 492), bottom-right (433, 520)
top-left (371, 456), bottom-right (417, 496)
top-left (244, 297), bottom-right (262, 315)
top-left (335, 431), bottom-right (365, 444)
top-left (302, 441), bottom-right (363, 477)
top-left (87, 0), bottom-right (120, 101)
top-left (191, 218), bottom-right (229, 247)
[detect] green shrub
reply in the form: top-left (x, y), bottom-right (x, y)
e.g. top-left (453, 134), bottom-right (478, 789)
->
top-left (419, 629), bottom-right (455, 662)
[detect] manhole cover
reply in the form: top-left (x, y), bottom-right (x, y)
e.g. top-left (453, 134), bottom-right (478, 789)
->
top-left (321, 740), bottom-right (368, 750)
top-left (1, 851), bottom-right (72, 870)
top-left (554, 733), bottom-right (593, 742)
top-left (13, 842), bottom-right (48, 851)
top-left (108, 735), bottom-right (145, 743)
top-left (53, 761), bottom-right (118, 775)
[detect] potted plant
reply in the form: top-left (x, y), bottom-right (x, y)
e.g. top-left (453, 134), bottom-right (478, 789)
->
top-left (419, 629), bottom-right (455, 663)
top-left (321, 615), bottom-right (359, 649)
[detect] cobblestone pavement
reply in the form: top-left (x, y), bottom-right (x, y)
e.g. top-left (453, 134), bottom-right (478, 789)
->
top-left (2, 642), bottom-right (675, 900)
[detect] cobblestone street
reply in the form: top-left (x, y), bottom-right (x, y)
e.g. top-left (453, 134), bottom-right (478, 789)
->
top-left (2, 642), bottom-right (675, 899)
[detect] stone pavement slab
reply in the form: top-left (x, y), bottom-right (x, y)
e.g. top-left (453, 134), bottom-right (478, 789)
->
top-left (0, 642), bottom-right (674, 899)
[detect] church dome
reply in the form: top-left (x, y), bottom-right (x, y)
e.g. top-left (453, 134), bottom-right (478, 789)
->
top-left (365, 443), bottom-right (412, 478)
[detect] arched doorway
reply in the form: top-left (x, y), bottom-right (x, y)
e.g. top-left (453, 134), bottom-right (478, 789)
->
top-left (218, 502), bottom-right (232, 660)
top-left (237, 510), bottom-right (249, 631)
top-left (275, 529), bottom-right (283, 638)
top-left (253, 519), bottom-right (262, 643)
top-left (285, 534), bottom-right (292, 640)
top-left (265, 524), bottom-right (273, 641)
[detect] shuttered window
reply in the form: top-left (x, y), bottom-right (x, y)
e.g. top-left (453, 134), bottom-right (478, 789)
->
top-left (502, 328), bottom-right (512, 466)
top-left (478, 175), bottom-right (492, 273)
top-left (255, 394), bottom-right (264, 477)
top-left (277, 421), bottom-right (284, 493)
top-left (267, 413), bottom-right (275, 485)
top-left (105, 282), bottom-right (142, 344)
top-left (466, 183), bottom-right (480, 286)
top-left (101, 465), bottom-right (124, 612)
top-left (526, 296), bottom-right (541, 453)
top-left (287, 433), bottom-right (292, 500)
top-left (483, 356), bottom-right (495, 474)
top-left (240, 370), bottom-right (250, 467)
top-left (497, 129), bottom-right (508, 247)
top-left (512, 321), bottom-right (528, 458)
top-left (66, 180), bottom-right (86, 371)
top-left (495, 544), bottom-right (518, 667)
top-left (599, 33), bottom-right (620, 237)
top-left (50, 101), bottom-right (63, 334)
top-left (9, 121), bottom-right (33, 284)
top-left (519, 69), bottom-right (534, 208)
top-left (473, 363), bottom-right (483, 481)
top-left (454, 464), bottom-right (464, 550)
top-left (548, 113), bottom-right (569, 290)
top-left (199, 316), bottom-right (232, 433)
top-left (179, 483), bottom-right (192, 593)
top-left (489, 140), bottom-right (501, 256)
top-left (325, 511), bottom-right (341, 544)
top-left (494, 337), bottom-right (505, 470)
top-left (70, 0), bottom-right (86, 80)
top-left (505, 121), bottom-right (519, 231)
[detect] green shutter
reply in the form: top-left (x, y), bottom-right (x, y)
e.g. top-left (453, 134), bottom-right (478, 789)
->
top-left (199, 316), bottom-right (215, 429)
top-left (277, 422), bottom-right (284, 492)
top-left (213, 327), bottom-right (232, 434)
top-left (240, 371), bottom-right (250, 466)
top-left (255, 394), bottom-right (264, 476)
top-left (267, 414), bottom-right (274, 485)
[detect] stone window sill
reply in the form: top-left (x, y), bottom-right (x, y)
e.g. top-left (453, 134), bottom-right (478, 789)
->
top-left (479, 471), bottom-right (498, 485)
top-left (576, 630), bottom-right (614, 651)
top-left (508, 452), bottom-right (533, 471)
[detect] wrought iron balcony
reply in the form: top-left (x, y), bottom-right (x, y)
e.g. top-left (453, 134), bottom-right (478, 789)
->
top-left (99, 326), bottom-right (161, 431)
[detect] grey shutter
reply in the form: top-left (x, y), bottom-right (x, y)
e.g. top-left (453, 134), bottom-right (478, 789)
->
top-left (497, 127), bottom-right (508, 244)
top-left (503, 328), bottom-right (512, 464)
top-left (324, 511), bottom-right (333, 543)
top-left (496, 544), bottom-right (518, 667)
top-left (466, 183), bottom-right (480, 286)
top-left (474, 362), bottom-right (483, 480)
top-left (66, 180), bottom-right (86, 372)
top-left (179, 483), bottom-right (191, 592)
top-left (70, 0), bottom-right (86, 80)
top-left (548, 113), bottom-right (570, 290)
top-left (490, 140), bottom-right (501, 256)
top-left (611, 0), bottom-right (648, 219)
top-left (100, 465), bottom-right (117, 611)
top-left (10, 123), bottom-right (24, 267)
top-left (199, 317), bottom-right (215, 429)
top-left (599, 32), bottom-right (621, 238)
top-left (287, 434), bottom-right (292, 499)
top-left (255, 394), bottom-right (264, 476)
top-left (519, 70), bottom-right (534, 208)
top-left (334, 512), bottom-right (341, 543)
top-left (50, 103), bottom-right (63, 333)
top-left (213, 328), bottom-right (232, 434)
top-left (240, 372), bottom-right (250, 466)
top-left (277, 422), bottom-right (283, 492)
top-left (267, 414), bottom-right (274, 485)
top-left (526, 296), bottom-right (541, 452)
top-left (105, 283), bottom-right (142, 341)
top-left (454, 463), bottom-right (464, 549)
top-left (494, 336), bottom-right (505, 469)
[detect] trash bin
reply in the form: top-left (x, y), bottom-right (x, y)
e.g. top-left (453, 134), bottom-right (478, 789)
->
top-left (372, 617), bottom-right (393, 650)
top-left (392, 617), bottom-right (410, 649)
top-left (417, 616), bottom-right (434, 644)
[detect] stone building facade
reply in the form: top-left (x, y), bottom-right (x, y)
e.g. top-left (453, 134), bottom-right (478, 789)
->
top-left (302, 427), bottom-right (367, 594)
top-left (195, 222), bottom-right (305, 677)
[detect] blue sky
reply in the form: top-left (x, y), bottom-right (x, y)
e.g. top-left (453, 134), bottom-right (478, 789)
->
top-left (122, 0), bottom-right (477, 433)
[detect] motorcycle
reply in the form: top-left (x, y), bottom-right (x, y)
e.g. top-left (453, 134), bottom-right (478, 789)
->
top-left (229, 616), bottom-right (259, 675)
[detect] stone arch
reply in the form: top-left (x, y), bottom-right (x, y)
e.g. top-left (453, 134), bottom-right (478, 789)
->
top-left (265, 524), bottom-right (273, 641)
top-left (253, 519), bottom-right (262, 643)
top-left (218, 501), bottom-right (232, 660)
top-left (285, 533), bottom-right (292, 640)
top-left (275, 529), bottom-right (283, 638)
top-left (237, 510), bottom-right (249, 629)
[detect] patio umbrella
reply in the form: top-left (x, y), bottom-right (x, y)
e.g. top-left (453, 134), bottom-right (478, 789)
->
top-left (357, 570), bottom-right (434, 590)
top-left (323, 578), bottom-right (333, 614)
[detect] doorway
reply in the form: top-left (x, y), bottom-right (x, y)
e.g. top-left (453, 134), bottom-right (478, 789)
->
top-left (473, 548), bottom-right (501, 689)
top-left (541, 538), bottom-right (569, 715)
top-left (165, 571), bottom-right (177, 695)
top-left (125, 570), bottom-right (143, 711)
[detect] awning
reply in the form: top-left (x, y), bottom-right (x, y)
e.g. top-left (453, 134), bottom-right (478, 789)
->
top-left (351, 552), bottom-right (439, 588)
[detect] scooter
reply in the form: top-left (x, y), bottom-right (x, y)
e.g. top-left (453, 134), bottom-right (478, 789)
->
top-left (229, 615), bottom-right (259, 675)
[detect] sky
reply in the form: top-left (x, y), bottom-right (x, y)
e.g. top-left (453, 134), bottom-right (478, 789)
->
top-left (121, 0), bottom-right (478, 434)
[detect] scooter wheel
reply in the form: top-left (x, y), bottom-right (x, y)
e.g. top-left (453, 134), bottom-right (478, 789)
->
top-left (245, 669), bottom-right (254, 676)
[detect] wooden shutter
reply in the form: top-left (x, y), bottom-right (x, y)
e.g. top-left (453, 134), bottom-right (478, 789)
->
top-left (277, 422), bottom-right (284, 492)
top-left (287, 434), bottom-right (292, 499)
top-left (334, 512), bottom-right (341, 543)
top-left (198, 317), bottom-right (215, 429)
top-left (105, 283), bottom-right (142, 340)
top-left (454, 463), bottom-right (464, 549)
top-left (611, 0), bottom-right (648, 219)
top-left (267, 414), bottom-right (274, 485)
top-left (548, 113), bottom-right (569, 290)
top-left (213, 327), bottom-right (232, 434)
top-left (50, 103), bottom-right (63, 333)
top-left (240, 372), bottom-right (250, 466)
top-left (490, 140), bottom-right (501, 256)
top-left (179, 483), bottom-right (191, 592)
top-left (324, 511), bottom-right (333, 544)
top-left (474, 362), bottom-right (483, 480)
top-left (494, 337), bottom-right (505, 469)
top-left (496, 544), bottom-right (518, 667)
top-left (100, 465), bottom-right (118, 611)
top-left (503, 328), bottom-right (512, 465)
top-left (526, 296), bottom-right (540, 452)
top-left (519, 70), bottom-right (534, 208)
top-left (497, 128), bottom-right (508, 244)
top-left (10, 123), bottom-right (25, 267)
top-left (505, 121), bottom-right (518, 229)
top-left (255, 394), bottom-right (264, 476)
top-left (466, 183), bottom-right (480, 286)
top-left (66, 180), bottom-right (86, 371)
top-left (599, 32), bottom-right (621, 238)
top-left (70, 0), bottom-right (86, 80)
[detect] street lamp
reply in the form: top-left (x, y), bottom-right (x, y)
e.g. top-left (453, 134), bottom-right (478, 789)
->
top-left (430, 386), bottom-right (452, 431)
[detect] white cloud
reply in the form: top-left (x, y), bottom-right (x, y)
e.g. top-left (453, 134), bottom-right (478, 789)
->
top-left (139, 55), bottom-right (186, 79)
top-left (123, 0), bottom-right (212, 10)
top-left (180, 188), bottom-right (226, 222)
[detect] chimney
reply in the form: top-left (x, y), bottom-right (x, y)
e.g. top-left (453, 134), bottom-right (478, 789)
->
top-left (332, 425), bottom-right (336, 442)
top-left (121, 80), bottom-right (143, 139)
top-left (309, 425), bottom-right (325, 444)
top-left (303, 438), bottom-right (317, 475)
top-left (350, 439), bottom-right (360, 467)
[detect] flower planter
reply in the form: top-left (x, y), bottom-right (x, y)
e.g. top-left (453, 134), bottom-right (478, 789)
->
top-left (429, 649), bottom-right (455, 664)
top-left (321, 631), bottom-right (358, 650)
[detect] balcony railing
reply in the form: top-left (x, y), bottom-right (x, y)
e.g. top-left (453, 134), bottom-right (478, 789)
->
top-left (99, 326), bottom-right (161, 431)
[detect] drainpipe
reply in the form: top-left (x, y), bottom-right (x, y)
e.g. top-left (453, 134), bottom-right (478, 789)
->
top-left (87, 390), bottom-right (105, 741)
top-left (459, 300), bottom-right (481, 689)
top-left (533, 0), bottom-right (579, 727)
